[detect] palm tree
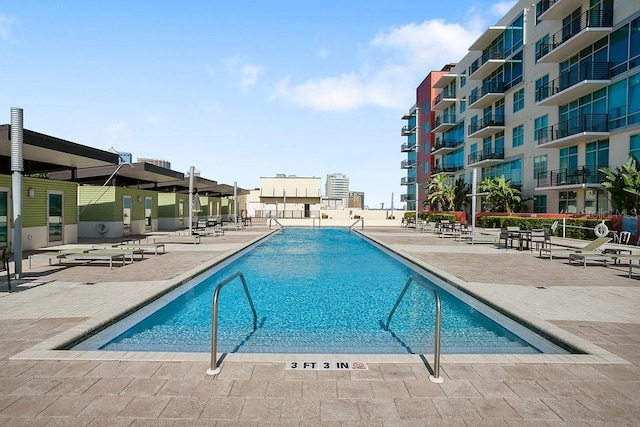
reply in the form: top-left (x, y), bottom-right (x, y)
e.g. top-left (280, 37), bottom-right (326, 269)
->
top-left (452, 177), bottom-right (470, 211)
top-left (425, 173), bottom-right (454, 211)
top-left (600, 156), bottom-right (640, 214)
top-left (479, 176), bottom-right (521, 214)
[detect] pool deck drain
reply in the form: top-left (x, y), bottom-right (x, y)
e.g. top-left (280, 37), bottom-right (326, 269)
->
top-left (0, 220), bottom-right (639, 424)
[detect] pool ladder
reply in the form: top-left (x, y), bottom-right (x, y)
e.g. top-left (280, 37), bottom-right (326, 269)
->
top-left (268, 218), bottom-right (284, 230)
top-left (386, 273), bottom-right (443, 383)
top-left (207, 271), bottom-right (258, 375)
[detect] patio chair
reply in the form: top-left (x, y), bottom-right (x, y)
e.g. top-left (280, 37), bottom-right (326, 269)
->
top-left (540, 236), bottom-right (612, 260)
top-left (498, 228), bottom-right (514, 250)
top-left (529, 229), bottom-right (550, 252)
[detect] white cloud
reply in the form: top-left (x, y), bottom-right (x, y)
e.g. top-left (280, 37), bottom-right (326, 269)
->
top-left (240, 64), bottom-right (263, 93)
top-left (271, 19), bottom-right (480, 111)
top-left (218, 56), bottom-right (264, 94)
top-left (0, 14), bottom-right (14, 40)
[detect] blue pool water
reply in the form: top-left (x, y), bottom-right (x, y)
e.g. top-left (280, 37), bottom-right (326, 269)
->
top-left (77, 228), bottom-right (561, 354)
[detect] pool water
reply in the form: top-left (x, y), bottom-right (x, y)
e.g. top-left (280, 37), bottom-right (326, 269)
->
top-left (77, 228), bottom-right (555, 354)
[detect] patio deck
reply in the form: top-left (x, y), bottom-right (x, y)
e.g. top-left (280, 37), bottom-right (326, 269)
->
top-left (0, 220), bottom-right (638, 424)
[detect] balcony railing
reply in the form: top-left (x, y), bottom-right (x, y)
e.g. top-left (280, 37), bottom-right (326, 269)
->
top-left (536, 62), bottom-right (610, 102)
top-left (469, 48), bottom-right (506, 77)
top-left (468, 148), bottom-right (505, 165)
top-left (400, 194), bottom-right (415, 202)
top-left (432, 137), bottom-right (464, 152)
top-left (536, 9), bottom-right (613, 62)
top-left (468, 81), bottom-right (506, 107)
top-left (401, 125), bottom-right (415, 136)
top-left (434, 113), bottom-right (456, 128)
top-left (401, 160), bottom-right (416, 169)
top-left (432, 165), bottom-right (464, 174)
top-left (401, 176), bottom-right (416, 186)
top-left (536, 165), bottom-right (606, 188)
top-left (468, 115), bottom-right (505, 136)
top-left (536, 114), bottom-right (608, 145)
top-left (400, 142), bottom-right (416, 152)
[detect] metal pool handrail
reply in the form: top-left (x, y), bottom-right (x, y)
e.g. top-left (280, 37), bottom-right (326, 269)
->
top-left (385, 273), bottom-right (443, 383)
top-left (349, 218), bottom-right (364, 230)
top-left (207, 271), bottom-right (258, 375)
top-left (268, 218), bottom-right (284, 230)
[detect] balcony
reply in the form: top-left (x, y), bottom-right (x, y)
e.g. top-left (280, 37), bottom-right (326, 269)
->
top-left (432, 89), bottom-right (457, 110)
top-left (432, 164), bottom-right (463, 175)
top-left (468, 81), bottom-right (506, 110)
top-left (401, 159), bottom-right (416, 169)
top-left (468, 49), bottom-right (507, 80)
top-left (433, 113), bottom-right (457, 133)
top-left (401, 176), bottom-right (417, 186)
top-left (433, 73), bottom-right (457, 89)
top-left (536, 62), bottom-right (611, 106)
top-left (535, 165), bottom-right (605, 190)
top-left (468, 149), bottom-right (505, 167)
top-left (467, 115), bottom-right (505, 139)
top-left (536, 114), bottom-right (609, 149)
top-left (400, 193), bottom-right (415, 202)
top-left (537, 9), bottom-right (613, 63)
top-left (401, 125), bottom-right (416, 136)
top-left (432, 137), bottom-right (464, 155)
top-left (400, 142), bottom-right (416, 152)
top-left (537, 0), bottom-right (577, 21)
top-left (469, 26), bottom-right (507, 51)
top-left (401, 111), bottom-right (415, 120)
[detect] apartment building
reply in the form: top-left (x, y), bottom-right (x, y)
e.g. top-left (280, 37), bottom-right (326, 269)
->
top-left (325, 173), bottom-right (350, 204)
top-left (406, 0), bottom-right (639, 214)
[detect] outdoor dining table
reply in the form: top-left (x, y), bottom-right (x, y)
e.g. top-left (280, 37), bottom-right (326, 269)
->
top-left (509, 229), bottom-right (532, 250)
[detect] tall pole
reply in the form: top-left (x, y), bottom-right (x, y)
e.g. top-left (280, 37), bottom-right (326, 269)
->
top-left (188, 166), bottom-right (194, 235)
top-left (233, 181), bottom-right (238, 224)
top-left (471, 168), bottom-right (478, 234)
top-left (414, 106), bottom-right (419, 231)
top-left (11, 107), bottom-right (24, 279)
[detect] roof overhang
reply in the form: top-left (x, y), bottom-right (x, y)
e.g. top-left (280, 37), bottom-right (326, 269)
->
top-left (47, 162), bottom-right (184, 186)
top-left (0, 124), bottom-right (120, 174)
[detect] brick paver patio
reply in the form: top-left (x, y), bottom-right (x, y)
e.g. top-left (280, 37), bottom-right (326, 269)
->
top-left (0, 220), bottom-right (638, 425)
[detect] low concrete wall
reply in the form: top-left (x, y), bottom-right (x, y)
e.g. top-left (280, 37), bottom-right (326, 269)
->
top-left (276, 209), bottom-right (404, 228)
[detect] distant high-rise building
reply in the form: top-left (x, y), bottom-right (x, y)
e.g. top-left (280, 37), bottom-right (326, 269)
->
top-left (325, 173), bottom-right (349, 204)
top-left (137, 158), bottom-right (171, 169)
top-left (348, 191), bottom-right (364, 209)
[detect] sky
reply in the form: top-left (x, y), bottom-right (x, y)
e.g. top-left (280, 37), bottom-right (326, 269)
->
top-left (0, 0), bottom-right (517, 209)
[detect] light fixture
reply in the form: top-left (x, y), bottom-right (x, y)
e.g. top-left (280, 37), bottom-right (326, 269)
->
top-left (137, 196), bottom-right (142, 202)
top-left (28, 188), bottom-right (35, 198)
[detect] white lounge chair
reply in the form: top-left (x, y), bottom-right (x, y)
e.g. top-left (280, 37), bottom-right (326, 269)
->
top-left (540, 236), bottom-right (612, 260)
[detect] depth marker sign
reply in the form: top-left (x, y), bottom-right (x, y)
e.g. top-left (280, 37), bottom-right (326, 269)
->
top-left (286, 361), bottom-right (368, 370)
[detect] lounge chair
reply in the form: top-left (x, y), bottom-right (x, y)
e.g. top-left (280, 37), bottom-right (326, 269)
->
top-left (540, 236), bottom-right (612, 260)
top-left (63, 250), bottom-right (128, 269)
top-left (568, 252), bottom-right (609, 268)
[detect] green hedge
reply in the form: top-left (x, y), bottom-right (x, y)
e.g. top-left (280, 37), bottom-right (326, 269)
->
top-left (419, 213), bottom-right (456, 222)
top-left (475, 216), bottom-right (612, 239)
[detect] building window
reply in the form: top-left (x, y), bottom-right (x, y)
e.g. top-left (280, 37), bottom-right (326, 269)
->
top-left (424, 162), bottom-right (430, 175)
top-left (512, 125), bottom-right (524, 147)
top-left (559, 191), bottom-right (577, 214)
top-left (460, 97), bottom-right (466, 114)
top-left (533, 195), bottom-right (547, 213)
top-left (533, 155), bottom-right (548, 181)
top-left (513, 88), bottom-right (524, 112)
top-left (585, 140), bottom-right (609, 172)
top-left (535, 34), bottom-right (549, 62)
top-left (460, 71), bottom-right (466, 88)
top-left (534, 115), bottom-right (548, 143)
top-left (631, 134), bottom-right (640, 160)
top-left (534, 75), bottom-right (549, 102)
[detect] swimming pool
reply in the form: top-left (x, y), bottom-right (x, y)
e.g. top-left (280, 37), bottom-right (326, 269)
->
top-left (74, 228), bottom-right (567, 354)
